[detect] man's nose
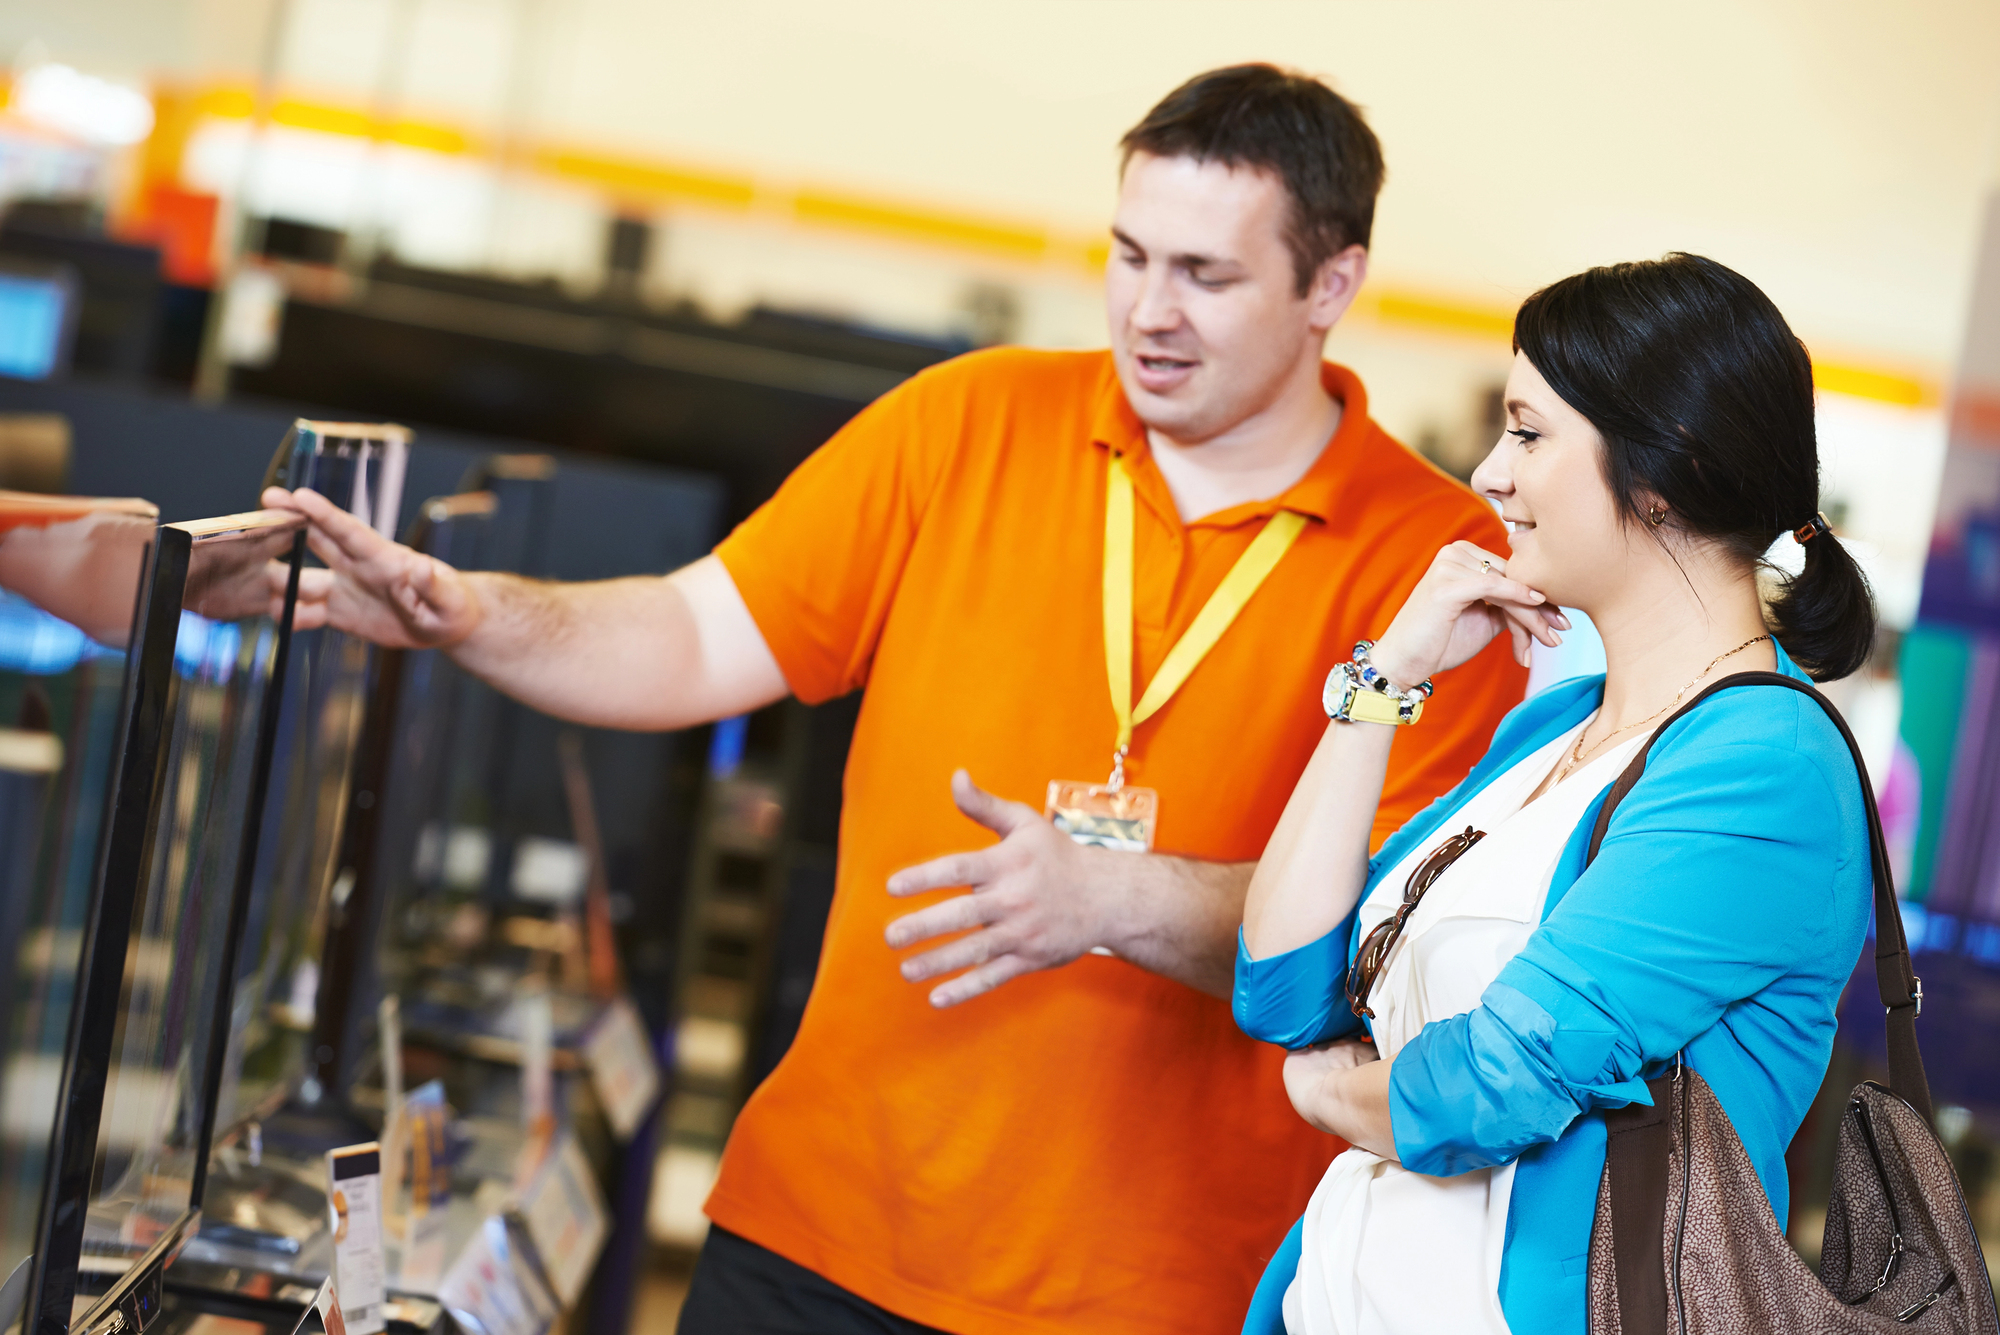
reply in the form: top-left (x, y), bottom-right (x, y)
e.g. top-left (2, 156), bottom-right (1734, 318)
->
top-left (1129, 264), bottom-right (1181, 333)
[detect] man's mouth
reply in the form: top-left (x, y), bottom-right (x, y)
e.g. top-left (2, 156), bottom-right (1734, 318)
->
top-left (1137, 354), bottom-right (1197, 373)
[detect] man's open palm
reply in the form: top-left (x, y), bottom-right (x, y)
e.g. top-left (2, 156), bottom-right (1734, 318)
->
top-left (884, 769), bottom-right (1115, 1007)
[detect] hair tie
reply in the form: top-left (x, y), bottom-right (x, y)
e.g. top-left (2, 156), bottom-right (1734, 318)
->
top-left (1793, 512), bottom-right (1833, 545)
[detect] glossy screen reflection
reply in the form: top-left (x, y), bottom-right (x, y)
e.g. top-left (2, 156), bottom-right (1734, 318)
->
top-left (0, 493), bottom-right (155, 1333)
top-left (79, 514), bottom-right (303, 1288)
top-left (217, 425), bottom-right (406, 1136)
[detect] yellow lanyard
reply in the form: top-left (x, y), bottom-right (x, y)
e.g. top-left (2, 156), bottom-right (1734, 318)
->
top-left (1101, 458), bottom-right (1306, 785)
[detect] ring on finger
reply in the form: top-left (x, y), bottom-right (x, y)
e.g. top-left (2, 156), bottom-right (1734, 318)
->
top-left (1478, 557), bottom-right (1497, 574)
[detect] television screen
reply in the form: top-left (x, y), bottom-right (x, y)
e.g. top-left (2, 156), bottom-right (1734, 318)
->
top-left (34, 509), bottom-right (305, 1329)
top-left (0, 263), bottom-right (78, 382)
top-left (211, 422), bottom-right (408, 1137)
top-left (0, 494), bottom-right (156, 1335)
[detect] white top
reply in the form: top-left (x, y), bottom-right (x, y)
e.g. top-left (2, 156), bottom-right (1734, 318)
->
top-left (1283, 716), bottom-right (1648, 1335)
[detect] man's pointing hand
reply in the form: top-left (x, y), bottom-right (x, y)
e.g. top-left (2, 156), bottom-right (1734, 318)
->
top-left (262, 485), bottom-right (482, 649)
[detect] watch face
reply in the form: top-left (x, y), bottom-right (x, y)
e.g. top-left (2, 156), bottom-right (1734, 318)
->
top-left (1323, 665), bottom-right (1356, 719)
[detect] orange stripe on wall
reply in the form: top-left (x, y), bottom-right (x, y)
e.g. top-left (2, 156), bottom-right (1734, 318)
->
top-left (533, 147), bottom-right (756, 210)
top-left (791, 191), bottom-right (1048, 259)
top-left (141, 79), bottom-right (1947, 409)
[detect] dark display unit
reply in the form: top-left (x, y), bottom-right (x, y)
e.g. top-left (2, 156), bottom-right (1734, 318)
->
top-left (0, 493), bottom-right (158, 1335)
top-left (229, 258), bottom-right (959, 525)
top-left (25, 506), bottom-right (306, 1335)
top-left (307, 488), bottom-right (501, 1119)
top-left (306, 479), bottom-right (647, 1335)
top-left (186, 422), bottom-right (412, 1282)
top-left (0, 217), bottom-right (162, 385)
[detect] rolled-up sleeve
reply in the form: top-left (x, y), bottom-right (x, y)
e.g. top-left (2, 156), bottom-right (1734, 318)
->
top-left (1232, 916), bottom-right (1363, 1050)
top-left (1390, 729), bottom-right (1857, 1176)
top-left (1232, 729), bottom-right (1525, 1052)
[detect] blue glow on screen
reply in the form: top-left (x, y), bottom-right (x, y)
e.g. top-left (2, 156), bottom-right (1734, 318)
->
top-left (173, 611), bottom-right (243, 682)
top-left (0, 590), bottom-right (93, 672)
top-left (0, 274), bottom-right (68, 381)
top-left (0, 594), bottom-right (258, 677)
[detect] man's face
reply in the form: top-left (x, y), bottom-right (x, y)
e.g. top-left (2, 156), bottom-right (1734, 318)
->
top-left (1106, 151), bottom-right (1325, 446)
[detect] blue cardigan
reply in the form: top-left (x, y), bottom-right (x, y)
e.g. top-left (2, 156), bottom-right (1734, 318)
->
top-left (1234, 644), bottom-right (1871, 1335)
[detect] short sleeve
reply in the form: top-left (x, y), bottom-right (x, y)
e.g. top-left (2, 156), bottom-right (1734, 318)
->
top-left (714, 370), bottom-right (952, 703)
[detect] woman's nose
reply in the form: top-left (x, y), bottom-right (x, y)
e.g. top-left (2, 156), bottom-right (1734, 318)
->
top-left (1469, 438), bottom-right (1513, 502)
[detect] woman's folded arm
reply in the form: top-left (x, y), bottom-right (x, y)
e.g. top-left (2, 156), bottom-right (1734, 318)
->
top-left (1233, 914), bottom-right (1366, 1049)
top-left (1388, 725), bottom-right (1860, 1175)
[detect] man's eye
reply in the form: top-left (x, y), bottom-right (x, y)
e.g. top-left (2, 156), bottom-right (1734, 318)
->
top-left (1193, 275), bottom-right (1232, 291)
top-left (1506, 428), bottom-right (1541, 444)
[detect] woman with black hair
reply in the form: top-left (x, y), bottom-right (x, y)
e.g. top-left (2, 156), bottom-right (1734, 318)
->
top-left (1234, 253), bottom-right (1878, 1335)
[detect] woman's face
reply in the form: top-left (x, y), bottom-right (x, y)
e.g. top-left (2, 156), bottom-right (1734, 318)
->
top-left (1470, 353), bottom-right (1643, 609)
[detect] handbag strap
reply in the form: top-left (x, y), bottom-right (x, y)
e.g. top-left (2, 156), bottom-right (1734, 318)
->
top-left (1585, 672), bottom-right (1932, 1335)
top-left (1583, 670), bottom-right (1931, 1120)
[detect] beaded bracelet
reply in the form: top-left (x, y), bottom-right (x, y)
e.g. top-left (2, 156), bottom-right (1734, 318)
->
top-left (1353, 640), bottom-right (1436, 701)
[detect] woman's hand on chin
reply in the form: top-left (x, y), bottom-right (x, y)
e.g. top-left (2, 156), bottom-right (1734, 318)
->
top-left (1367, 541), bottom-right (1570, 688)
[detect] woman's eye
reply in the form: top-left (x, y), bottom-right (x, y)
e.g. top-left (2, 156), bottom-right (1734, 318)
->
top-left (1506, 428), bottom-right (1541, 444)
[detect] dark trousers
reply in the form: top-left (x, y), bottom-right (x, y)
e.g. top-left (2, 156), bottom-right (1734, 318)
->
top-left (676, 1226), bottom-right (954, 1335)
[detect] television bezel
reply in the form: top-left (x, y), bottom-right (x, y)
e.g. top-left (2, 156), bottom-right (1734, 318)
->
top-left (23, 508), bottom-right (306, 1335)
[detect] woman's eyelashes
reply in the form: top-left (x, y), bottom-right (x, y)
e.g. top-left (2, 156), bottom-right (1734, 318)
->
top-left (1506, 427), bottom-right (1541, 445)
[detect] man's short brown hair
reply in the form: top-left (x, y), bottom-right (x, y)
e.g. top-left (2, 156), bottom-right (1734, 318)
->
top-left (1121, 64), bottom-right (1385, 296)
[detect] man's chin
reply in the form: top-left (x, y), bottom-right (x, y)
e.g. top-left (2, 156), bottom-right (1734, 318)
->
top-left (1118, 377), bottom-right (1215, 441)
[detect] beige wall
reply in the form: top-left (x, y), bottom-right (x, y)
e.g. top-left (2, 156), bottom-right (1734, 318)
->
top-left (521, 0), bottom-right (2000, 370)
top-left (8, 0), bottom-right (2000, 369)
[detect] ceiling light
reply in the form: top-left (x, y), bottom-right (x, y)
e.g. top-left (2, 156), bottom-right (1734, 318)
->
top-left (14, 63), bottom-right (155, 147)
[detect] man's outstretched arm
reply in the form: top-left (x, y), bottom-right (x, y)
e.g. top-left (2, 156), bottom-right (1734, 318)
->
top-left (265, 486), bottom-right (789, 731)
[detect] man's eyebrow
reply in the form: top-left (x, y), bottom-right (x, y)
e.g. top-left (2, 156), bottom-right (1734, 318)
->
top-left (1110, 229), bottom-right (1232, 270)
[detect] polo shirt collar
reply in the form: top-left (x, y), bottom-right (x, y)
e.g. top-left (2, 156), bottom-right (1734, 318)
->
top-left (1090, 359), bottom-right (1375, 529)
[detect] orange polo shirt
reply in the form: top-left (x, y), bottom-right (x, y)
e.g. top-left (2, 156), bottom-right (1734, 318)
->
top-left (709, 348), bottom-right (1527, 1334)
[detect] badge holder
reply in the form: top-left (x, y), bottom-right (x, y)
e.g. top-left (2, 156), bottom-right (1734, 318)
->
top-left (1046, 747), bottom-right (1158, 853)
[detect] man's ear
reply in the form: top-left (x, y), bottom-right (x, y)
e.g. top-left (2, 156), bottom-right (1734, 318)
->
top-left (1306, 243), bottom-right (1369, 333)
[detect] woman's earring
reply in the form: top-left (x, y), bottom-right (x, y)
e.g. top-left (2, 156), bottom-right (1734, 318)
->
top-left (1647, 502), bottom-right (1669, 527)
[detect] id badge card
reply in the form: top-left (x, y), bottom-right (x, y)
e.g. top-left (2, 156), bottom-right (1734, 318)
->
top-left (1046, 780), bottom-right (1158, 852)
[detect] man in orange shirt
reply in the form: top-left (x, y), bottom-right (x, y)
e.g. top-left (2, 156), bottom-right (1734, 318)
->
top-left (271, 65), bottom-right (1528, 1335)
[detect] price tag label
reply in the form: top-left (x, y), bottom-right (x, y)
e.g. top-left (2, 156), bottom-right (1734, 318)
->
top-left (583, 996), bottom-right (660, 1142)
top-left (326, 1143), bottom-right (386, 1335)
top-left (519, 1135), bottom-right (608, 1306)
top-left (517, 989), bottom-right (555, 1186)
top-left (439, 1216), bottom-right (557, 1335)
top-left (313, 1278), bottom-right (348, 1335)
top-left (396, 1081), bottom-right (451, 1292)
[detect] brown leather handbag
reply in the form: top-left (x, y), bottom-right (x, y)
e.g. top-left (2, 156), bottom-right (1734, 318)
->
top-left (1582, 672), bottom-right (1998, 1334)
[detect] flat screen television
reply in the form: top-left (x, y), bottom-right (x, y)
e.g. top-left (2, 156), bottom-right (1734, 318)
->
top-left (0, 261), bottom-right (78, 383)
top-left (23, 506), bottom-right (306, 1335)
top-left (211, 421), bottom-right (410, 1137)
top-left (183, 423), bottom-right (410, 1273)
top-left (306, 487), bottom-right (496, 1107)
top-left (0, 493), bottom-right (156, 1335)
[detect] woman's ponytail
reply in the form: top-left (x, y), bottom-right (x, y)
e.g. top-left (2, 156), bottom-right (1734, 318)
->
top-left (1767, 522), bottom-right (1877, 683)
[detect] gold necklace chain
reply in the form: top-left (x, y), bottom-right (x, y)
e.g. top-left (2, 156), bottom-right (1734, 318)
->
top-left (1553, 634), bottom-right (1771, 786)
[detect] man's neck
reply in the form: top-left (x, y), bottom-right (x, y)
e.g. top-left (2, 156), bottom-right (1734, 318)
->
top-left (1147, 364), bottom-right (1342, 523)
